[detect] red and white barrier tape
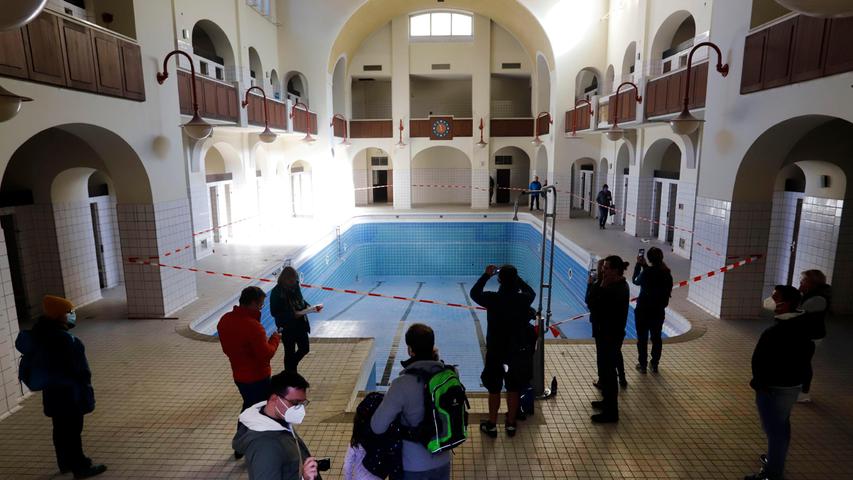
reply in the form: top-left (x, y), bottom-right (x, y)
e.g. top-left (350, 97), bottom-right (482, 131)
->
top-left (192, 215), bottom-right (258, 237)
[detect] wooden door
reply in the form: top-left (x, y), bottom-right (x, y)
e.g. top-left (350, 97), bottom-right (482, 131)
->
top-left (0, 28), bottom-right (30, 78)
top-left (373, 170), bottom-right (389, 203)
top-left (61, 20), bottom-right (97, 92)
top-left (496, 169), bottom-right (511, 204)
top-left (92, 31), bottom-right (123, 96)
top-left (25, 13), bottom-right (66, 86)
top-left (120, 41), bottom-right (145, 100)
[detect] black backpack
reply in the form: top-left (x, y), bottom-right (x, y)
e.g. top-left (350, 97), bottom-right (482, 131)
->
top-left (405, 365), bottom-right (469, 454)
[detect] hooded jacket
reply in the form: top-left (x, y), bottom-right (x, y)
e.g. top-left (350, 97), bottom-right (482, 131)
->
top-left (218, 306), bottom-right (280, 384)
top-left (585, 279), bottom-right (630, 342)
top-left (632, 263), bottom-right (673, 315)
top-left (750, 311), bottom-right (814, 390)
top-left (370, 359), bottom-right (451, 473)
top-left (470, 273), bottom-right (536, 355)
top-left (233, 401), bottom-right (319, 480)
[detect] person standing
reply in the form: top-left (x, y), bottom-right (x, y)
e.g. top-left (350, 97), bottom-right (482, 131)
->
top-left (590, 258), bottom-right (628, 391)
top-left (585, 256), bottom-right (630, 423)
top-left (489, 175), bottom-right (495, 205)
top-left (15, 296), bottom-right (107, 478)
top-left (271, 266), bottom-right (323, 372)
top-left (218, 286), bottom-right (281, 459)
top-left (745, 285), bottom-right (813, 480)
top-left (797, 269), bottom-right (831, 403)
top-left (632, 247), bottom-right (673, 374)
top-left (371, 324), bottom-right (452, 479)
top-left (595, 185), bottom-right (613, 229)
top-left (529, 176), bottom-right (542, 211)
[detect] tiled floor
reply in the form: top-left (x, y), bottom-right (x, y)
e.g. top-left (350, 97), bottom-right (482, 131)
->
top-left (1, 208), bottom-right (851, 479)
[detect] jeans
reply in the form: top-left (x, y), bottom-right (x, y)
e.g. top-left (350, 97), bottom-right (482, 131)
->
top-left (52, 414), bottom-right (91, 473)
top-left (755, 386), bottom-right (801, 480)
top-left (402, 463), bottom-right (451, 480)
top-left (529, 194), bottom-right (539, 210)
top-left (635, 310), bottom-right (664, 368)
top-left (596, 338), bottom-right (623, 415)
top-left (283, 325), bottom-right (310, 372)
top-left (236, 377), bottom-right (271, 410)
top-left (598, 206), bottom-right (609, 227)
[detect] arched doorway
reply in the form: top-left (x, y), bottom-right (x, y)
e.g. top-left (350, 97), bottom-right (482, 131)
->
top-left (290, 160), bottom-right (314, 216)
top-left (411, 146), bottom-right (470, 206)
top-left (332, 57), bottom-right (347, 116)
top-left (491, 146), bottom-right (531, 205)
top-left (248, 46), bottom-right (263, 88)
top-left (203, 143), bottom-right (242, 243)
top-left (269, 69), bottom-right (282, 100)
top-left (286, 71), bottom-right (309, 105)
top-left (613, 143), bottom-right (631, 226)
top-left (650, 11), bottom-right (696, 75)
top-left (622, 42), bottom-right (637, 83)
top-left (575, 67), bottom-right (600, 101)
top-left (640, 139), bottom-right (682, 242)
top-left (569, 158), bottom-right (596, 217)
top-left (536, 54), bottom-right (551, 114)
top-left (729, 116), bottom-right (853, 315)
top-left (1, 124), bottom-right (156, 321)
top-left (191, 20), bottom-right (236, 81)
top-left (604, 64), bottom-right (615, 95)
top-left (352, 147), bottom-right (393, 205)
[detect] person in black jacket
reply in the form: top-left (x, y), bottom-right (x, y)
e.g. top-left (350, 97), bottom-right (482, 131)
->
top-left (595, 185), bottom-right (613, 229)
top-left (470, 264), bottom-right (536, 438)
top-left (745, 285), bottom-right (813, 480)
top-left (585, 255), bottom-right (630, 424)
top-left (590, 258), bottom-right (627, 390)
top-left (270, 267), bottom-right (323, 372)
top-left (632, 247), bottom-right (673, 373)
top-left (31, 295), bottom-right (106, 478)
top-left (797, 269), bottom-right (831, 403)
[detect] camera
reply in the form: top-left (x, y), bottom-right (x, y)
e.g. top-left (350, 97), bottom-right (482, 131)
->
top-left (317, 457), bottom-right (331, 472)
top-left (638, 248), bottom-right (645, 257)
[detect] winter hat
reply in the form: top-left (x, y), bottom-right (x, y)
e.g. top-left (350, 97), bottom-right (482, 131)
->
top-left (43, 295), bottom-right (74, 320)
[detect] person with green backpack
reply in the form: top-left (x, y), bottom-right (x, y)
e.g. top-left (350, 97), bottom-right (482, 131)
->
top-left (371, 324), bottom-right (467, 480)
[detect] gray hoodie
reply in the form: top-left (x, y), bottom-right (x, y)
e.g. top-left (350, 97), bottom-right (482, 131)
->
top-left (370, 360), bottom-right (452, 473)
top-left (233, 401), bottom-right (319, 480)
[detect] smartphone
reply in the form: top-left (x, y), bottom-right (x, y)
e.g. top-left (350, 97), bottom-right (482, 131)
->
top-left (317, 458), bottom-right (331, 472)
top-left (638, 248), bottom-right (645, 257)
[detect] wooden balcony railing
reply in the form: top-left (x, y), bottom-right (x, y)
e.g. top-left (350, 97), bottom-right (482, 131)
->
top-left (536, 114), bottom-right (551, 135)
top-left (0, 9), bottom-right (144, 101)
top-left (490, 118), bottom-right (534, 137)
top-left (741, 14), bottom-right (853, 94)
top-left (350, 119), bottom-right (393, 138)
top-left (564, 104), bottom-right (592, 132)
top-left (331, 116), bottom-right (347, 138)
top-left (292, 107), bottom-right (318, 134)
top-left (177, 70), bottom-right (238, 122)
top-left (605, 86), bottom-right (638, 125)
top-left (644, 61), bottom-right (708, 118)
top-left (246, 92), bottom-right (287, 129)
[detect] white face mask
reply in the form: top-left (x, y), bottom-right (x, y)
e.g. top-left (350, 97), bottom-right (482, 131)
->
top-left (66, 311), bottom-right (77, 327)
top-left (762, 297), bottom-right (777, 313)
top-left (284, 403), bottom-right (306, 425)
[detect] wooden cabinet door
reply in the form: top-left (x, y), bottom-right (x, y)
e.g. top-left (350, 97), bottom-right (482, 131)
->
top-left (741, 30), bottom-right (767, 93)
top-left (791, 15), bottom-right (827, 82)
top-left (25, 13), bottom-right (66, 86)
top-left (202, 79), bottom-right (217, 117)
top-left (61, 20), bottom-right (96, 92)
top-left (688, 62), bottom-right (708, 109)
top-left (665, 72), bottom-right (683, 114)
top-left (654, 78), bottom-right (668, 116)
top-left (824, 17), bottom-right (853, 75)
top-left (0, 28), bottom-right (30, 79)
top-left (762, 17), bottom-right (796, 89)
top-left (120, 41), bottom-right (145, 101)
top-left (644, 80), bottom-right (658, 117)
top-left (92, 31), bottom-right (123, 96)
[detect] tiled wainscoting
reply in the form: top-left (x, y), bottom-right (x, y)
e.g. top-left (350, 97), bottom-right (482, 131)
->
top-left (410, 168), bottom-right (470, 204)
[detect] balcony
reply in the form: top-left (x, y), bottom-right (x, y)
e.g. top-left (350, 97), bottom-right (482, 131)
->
top-left (291, 106), bottom-right (318, 135)
top-left (600, 85), bottom-right (639, 126)
top-left (410, 118), bottom-right (473, 138)
top-left (644, 61), bottom-right (708, 118)
top-left (245, 92), bottom-right (287, 130)
top-left (0, 9), bottom-right (144, 101)
top-left (741, 14), bottom-right (853, 94)
top-left (177, 70), bottom-right (238, 122)
top-left (564, 103), bottom-right (593, 133)
top-left (490, 118), bottom-right (535, 137)
top-left (350, 119), bottom-right (393, 138)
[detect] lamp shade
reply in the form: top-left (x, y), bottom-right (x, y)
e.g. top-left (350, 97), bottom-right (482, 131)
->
top-left (669, 110), bottom-right (703, 135)
top-left (182, 113), bottom-right (213, 140)
top-left (531, 137), bottom-right (543, 147)
top-left (259, 127), bottom-right (277, 143)
top-left (775, 0), bottom-right (853, 17)
top-left (0, 0), bottom-right (47, 31)
top-left (604, 128), bottom-right (625, 142)
top-left (302, 132), bottom-right (316, 144)
top-left (0, 84), bottom-right (33, 122)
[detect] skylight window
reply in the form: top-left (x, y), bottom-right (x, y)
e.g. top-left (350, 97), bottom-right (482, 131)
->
top-left (410, 12), bottom-right (473, 38)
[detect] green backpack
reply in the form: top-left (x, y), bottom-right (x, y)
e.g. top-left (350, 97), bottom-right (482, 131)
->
top-left (406, 365), bottom-right (469, 454)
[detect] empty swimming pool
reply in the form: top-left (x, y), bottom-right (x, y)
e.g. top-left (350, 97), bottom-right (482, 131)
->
top-left (194, 216), bottom-right (690, 391)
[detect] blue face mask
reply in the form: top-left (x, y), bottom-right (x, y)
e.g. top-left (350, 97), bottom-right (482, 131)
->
top-left (66, 311), bottom-right (77, 327)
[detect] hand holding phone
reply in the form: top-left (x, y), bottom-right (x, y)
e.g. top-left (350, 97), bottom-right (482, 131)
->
top-left (314, 304), bottom-right (324, 313)
top-left (485, 265), bottom-right (498, 276)
top-left (317, 457), bottom-right (331, 472)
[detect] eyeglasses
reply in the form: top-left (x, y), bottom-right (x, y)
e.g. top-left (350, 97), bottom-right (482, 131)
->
top-left (281, 397), bottom-right (310, 408)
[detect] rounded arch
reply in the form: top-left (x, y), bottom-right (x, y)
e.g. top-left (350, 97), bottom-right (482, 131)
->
top-left (291, 159), bottom-right (312, 173)
top-left (285, 71), bottom-right (309, 105)
top-left (641, 138), bottom-right (682, 178)
top-left (269, 69), bottom-right (282, 100)
top-left (612, 144), bottom-right (631, 226)
top-left (204, 142), bottom-right (244, 182)
top-left (574, 67), bottom-right (600, 100)
top-left (621, 41), bottom-right (637, 80)
top-left (328, 0), bottom-right (555, 73)
top-left (774, 163), bottom-right (806, 193)
top-left (604, 64), bottom-right (615, 95)
top-left (599, 157), bottom-right (610, 185)
top-left (491, 146), bottom-right (531, 204)
top-left (351, 146), bottom-right (393, 205)
top-left (192, 19), bottom-right (236, 79)
top-left (332, 56), bottom-right (347, 116)
top-left (248, 46), bottom-right (263, 88)
top-left (536, 53), bottom-right (551, 114)
top-left (650, 11), bottom-right (695, 65)
top-left (412, 145), bottom-right (471, 206)
top-left (350, 146), bottom-right (393, 169)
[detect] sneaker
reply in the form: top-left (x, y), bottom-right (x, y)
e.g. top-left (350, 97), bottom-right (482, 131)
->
top-left (505, 423), bottom-right (517, 438)
top-left (480, 421), bottom-right (498, 438)
top-left (797, 392), bottom-right (812, 403)
top-left (73, 464), bottom-right (107, 479)
top-left (234, 450), bottom-right (244, 460)
top-left (590, 400), bottom-right (606, 410)
top-left (650, 363), bottom-right (659, 374)
top-left (592, 381), bottom-right (603, 390)
top-left (591, 413), bottom-right (618, 424)
top-left (635, 363), bottom-right (647, 374)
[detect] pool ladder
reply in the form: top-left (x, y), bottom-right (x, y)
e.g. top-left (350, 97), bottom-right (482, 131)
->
top-left (513, 186), bottom-right (558, 400)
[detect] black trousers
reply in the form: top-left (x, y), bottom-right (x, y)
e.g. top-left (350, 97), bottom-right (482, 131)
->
top-left (595, 336), bottom-right (625, 383)
top-left (635, 310), bottom-right (664, 368)
top-left (530, 194), bottom-right (540, 210)
top-left (598, 207), bottom-right (609, 227)
top-left (597, 338), bottom-right (623, 415)
top-left (236, 377), bottom-right (271, 410)
top-left (52, 414), bottom-right (90, 473)
top-left (283, 325), bottom-right (310, 372)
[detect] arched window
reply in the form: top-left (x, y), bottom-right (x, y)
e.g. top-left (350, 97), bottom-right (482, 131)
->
top-left (410, 12), bottom-right (473, 38)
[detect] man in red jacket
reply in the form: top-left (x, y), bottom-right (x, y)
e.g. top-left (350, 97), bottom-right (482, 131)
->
top-left (218, 286), bottom-right (281, 459)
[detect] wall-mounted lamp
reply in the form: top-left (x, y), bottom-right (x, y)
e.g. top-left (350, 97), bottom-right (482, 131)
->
top-left (290, 101), bottom-right (316, 144)
top-left (775, 0), bottom-right (853, 17)
top-left (605, 82), bottom-right (641, 142)
top-left (330, 113), bottom-right (351, 146)
top-left (396, 119), bottom-right (406, 148)
top-left (0, 84), bottom-right (33, 122)
top-left (669, 42), bottom-right (729, 135)
top-left (0, 0), bottom-right (47, 31)
top-left (567, 98), bottom-right (593, 139)
top-left (476, 117), bottom-right (488, 148)
top-left (242, 86), bottom-right (277, 143)
top-left (157, 50), bottom-right (213, 140)
top-left (532, 112), bottom-right (552, 147)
